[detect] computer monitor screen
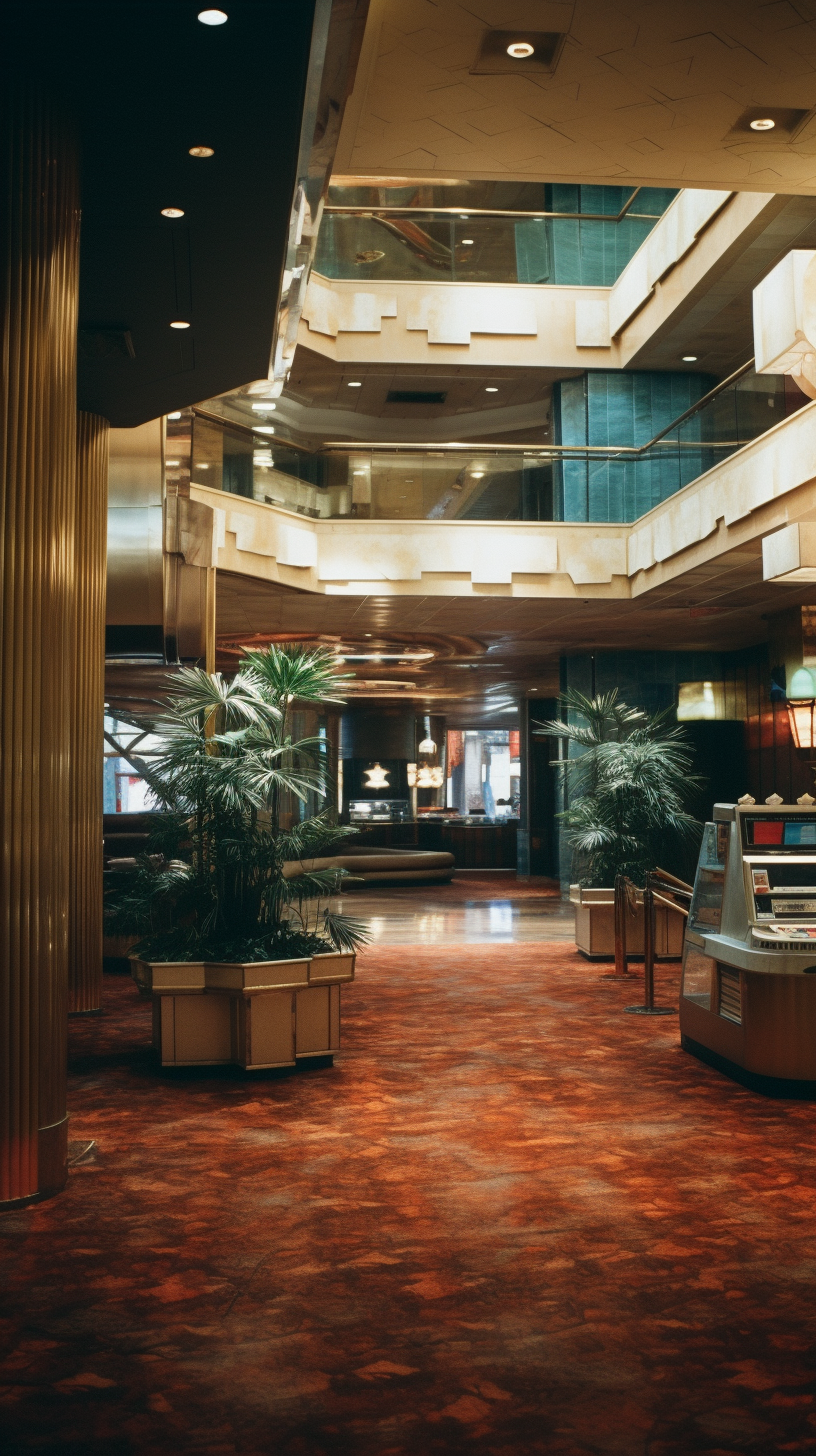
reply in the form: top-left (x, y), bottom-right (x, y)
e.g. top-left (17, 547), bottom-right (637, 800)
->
top-left (783, 821), bottom-right (816, 846)
top-left (751, 820), bottom-right (783, 844)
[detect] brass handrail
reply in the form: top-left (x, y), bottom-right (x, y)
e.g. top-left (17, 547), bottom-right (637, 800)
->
top-left (651, 866), bottom-right (694, 894)
top-left (651, 890), bottom-right (689, 918)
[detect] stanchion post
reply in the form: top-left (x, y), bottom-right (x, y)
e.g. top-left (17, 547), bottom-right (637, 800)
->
top-left (604, 873), bottom-right (635, 979)
top-left (643, 884), bottom-right (655, 1009)
top-left (614, 874), bottom-right (627, 975)
top-left (625, 871), bottom-right (677, 1015)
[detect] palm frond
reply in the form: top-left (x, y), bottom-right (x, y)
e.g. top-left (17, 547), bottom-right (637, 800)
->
top-left (321, 909), bottom-right (370, 952)
top-left (241, 643), bottom-right (353, 708)
top-left (104, 649), bottom-right (369, 963)
top-left (536, 688), bottom-right (704, 886)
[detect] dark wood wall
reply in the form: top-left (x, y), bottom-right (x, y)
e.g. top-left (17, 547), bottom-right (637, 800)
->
top-left (724, 647), bottom-right (814, 806)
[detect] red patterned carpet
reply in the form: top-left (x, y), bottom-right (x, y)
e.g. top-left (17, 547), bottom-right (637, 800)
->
top-left (1, 947), bottom-right (815, 1455)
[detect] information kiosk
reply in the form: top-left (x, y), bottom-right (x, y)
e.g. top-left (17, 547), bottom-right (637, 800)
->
top-left (680, 800), bottom-right (816, 1094)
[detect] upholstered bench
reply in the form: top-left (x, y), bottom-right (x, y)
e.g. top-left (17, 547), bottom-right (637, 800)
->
top-left (283, 847), bottom-right (455, 887)
top-left (107, 848), bottom-right (455, 887)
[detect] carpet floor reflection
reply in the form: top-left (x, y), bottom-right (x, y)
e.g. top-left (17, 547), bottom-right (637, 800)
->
top-left (1, 948), bottom-right (814, 1455)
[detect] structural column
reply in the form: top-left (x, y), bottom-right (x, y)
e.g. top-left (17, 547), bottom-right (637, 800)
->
top-left (1, 89), bottom-right (80, 1204)
top-left (69, 414), bottom-right (108, 1014)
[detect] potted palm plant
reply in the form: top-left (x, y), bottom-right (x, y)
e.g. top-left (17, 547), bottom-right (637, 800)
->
top-left (534, 690), bottom-right (702, 959)
top-left (105, 645), bottom-right (368, 1069)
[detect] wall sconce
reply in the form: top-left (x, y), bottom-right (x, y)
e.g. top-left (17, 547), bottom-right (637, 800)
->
top-left (786, 667), bottom-right (816, 750)
top-left (363, 762), bottom-right (391, 790)
top-left (417, 766), bottom-right (444, 789)
top-left (677, 681), bottom-right (723, 721)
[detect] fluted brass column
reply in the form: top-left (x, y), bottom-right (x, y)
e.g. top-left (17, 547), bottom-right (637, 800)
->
top-left (1, 89), bottom-right (80, 1205)
top-left (69, 415), bottom-right (108, 1014)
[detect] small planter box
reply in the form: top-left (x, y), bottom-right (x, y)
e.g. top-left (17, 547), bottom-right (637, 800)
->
top-left (131, 953), bottom-right (355, 1070)
top-left (569, 886), bottom-right (684, 960)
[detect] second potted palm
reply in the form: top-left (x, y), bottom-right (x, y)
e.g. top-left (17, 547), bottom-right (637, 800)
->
top-left (534, 690), bottom-right (702, 959)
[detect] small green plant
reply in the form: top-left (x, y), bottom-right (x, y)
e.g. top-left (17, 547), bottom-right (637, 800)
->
top-left (534, 689), bottom-right (703, 887)
top-left (104, 645), bottom-right (368, 962)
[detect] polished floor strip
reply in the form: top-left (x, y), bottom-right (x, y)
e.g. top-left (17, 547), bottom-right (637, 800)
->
top-left (333, 890), bottom-right (576, 945)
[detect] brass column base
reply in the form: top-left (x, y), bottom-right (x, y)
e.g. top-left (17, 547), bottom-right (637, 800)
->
top-left (37, 1116), bottom-right (69, 1200)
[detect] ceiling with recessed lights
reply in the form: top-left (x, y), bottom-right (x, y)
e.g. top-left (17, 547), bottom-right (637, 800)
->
top-left (6, 1), bottom-right (337, 427)
top-left (336, 0), bottom-right (816, 194)
top-left (270, 351), bottom-right (567, 444)
top-left (213, 543), bottom-right (816, 721)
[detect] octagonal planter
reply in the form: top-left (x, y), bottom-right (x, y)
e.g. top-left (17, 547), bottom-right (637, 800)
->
top-left (130, 953), bottom-right (356, 1071)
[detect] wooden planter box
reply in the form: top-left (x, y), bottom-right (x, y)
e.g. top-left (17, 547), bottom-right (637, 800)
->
top-left (569, 886), bottom-right (684, 961)
top-left (130, 953), bottom-right (355, 1071)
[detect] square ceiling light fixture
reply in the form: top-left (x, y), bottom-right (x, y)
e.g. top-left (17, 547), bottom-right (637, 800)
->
top-left (470, 30), bottom-right (567, 75)
top-left (724, 106), bottom-right (810, 140)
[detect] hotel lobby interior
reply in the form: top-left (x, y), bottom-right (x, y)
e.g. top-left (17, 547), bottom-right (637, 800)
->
top-left (2, 3), bottom-right (816, 1453)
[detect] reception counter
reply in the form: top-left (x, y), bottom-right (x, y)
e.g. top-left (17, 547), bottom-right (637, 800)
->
top-left (342, 816), bottom-right (519, 870)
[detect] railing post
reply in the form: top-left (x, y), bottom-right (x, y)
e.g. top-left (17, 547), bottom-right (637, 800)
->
top-left (626, 871), bottom-right (677, 1016)
top-left (614, 873), bottom-right (627, 975)
top-left (644, 884), bottom-right (655, 1009)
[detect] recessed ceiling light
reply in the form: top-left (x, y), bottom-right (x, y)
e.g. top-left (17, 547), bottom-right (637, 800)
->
top-left (471, 471), bottom-right (485, 479)
top-left (161, 207), bottom-right (184, 219)
top-left (682, 354), bottom-right (697, 362)
top-left (254, 426), bottom-right (275, 434)
top-left (189, 146), bottom-right (215, 158)
top-left (485, 386), bottom-right (498, 393)
top-left (507, 41), bottom-right (534, 58)
top-left (460, 214), bottom-right (470, 220)
top-left (348, 381), bottom-right (362, 387)
top-left (461, 238), bottom-right (474, 245)
top-left (170, 320), bottom-right (191, 329)
top-left (198, 8), bottom-right (228, 24)
top-left (251, 402), bottom-right (276, 412)
top-left (167, 411), bottom-right (182, 419)
top-left (750, 117), bottom-right (775, 131)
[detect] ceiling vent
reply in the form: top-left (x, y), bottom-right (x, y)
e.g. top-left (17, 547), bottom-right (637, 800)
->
top-left (386, 389), bottom-right (447, 405)
top-left (470, 30), bottom-right (567, 75)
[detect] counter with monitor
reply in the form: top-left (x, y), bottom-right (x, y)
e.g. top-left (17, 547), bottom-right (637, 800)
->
top-left (680, 801), bottom-right (816, 1094)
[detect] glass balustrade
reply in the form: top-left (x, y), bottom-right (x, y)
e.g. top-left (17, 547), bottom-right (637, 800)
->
top-left (314, 184), bottom-right (678, 287)
top-left (189, 367), bottom-right (808, 524)
top-left (553, 369), bottom-right (807, 522)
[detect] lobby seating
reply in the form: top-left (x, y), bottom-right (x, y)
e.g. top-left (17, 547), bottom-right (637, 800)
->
top-left (103, 818), bottom-right (456, 887)
top-left (284, 845), bottom-right (455, 886)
